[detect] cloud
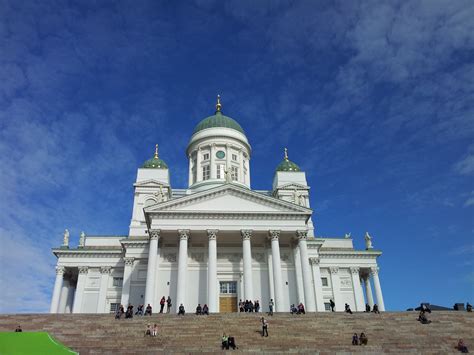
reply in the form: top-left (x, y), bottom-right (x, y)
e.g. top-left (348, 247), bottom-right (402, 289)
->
top-left (455, 152), bottom-right (474, 176)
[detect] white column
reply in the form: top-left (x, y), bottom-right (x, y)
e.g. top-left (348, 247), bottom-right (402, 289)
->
top-left (225, 144), bottom-right (231, 175)
top-left (144, 230), bottom-right (160, 308)
top-left (241, 230), bottom-right (254, 301)
top-left (309, 257), bottom-right (326, 312)
top-left (329, 267), bottom-right (342, 311)
top-left (210, 144), bottom-right (216, 179)
top-left (58, 279), bottom-right (70, 313)
top-left (350, 267), bottom-right (365, 312)
top-left (176, 229), bottom-right (189, 312)
top-left (371, 267), bottom-right (385, 311)
top-left (73, 266), bottom-right (88, 313)
top-left (293, 244), bottom-right (305, 304)
top-left (269, 230), bottom-right (284, 312)
top-left (120, 258), bottom-right (135, 306)
top-left (207, 229), bottom-right (218, 312)
top-left (188, 153), bottom-right (193, 186)
top-left (266, 245), bottom-right (275, 301)
top-left (97, 267), bottom-right (111, 313)
top-left (364, 274), bottom-right (374, 307)
top-left (297, 230), bottom-right (316, 312)
top-left (50, 266), bottom-right (65, 313)
top-left (65, 284), bottom-right (75, 313)
top-left (197, 148), bottom-right (203, 182)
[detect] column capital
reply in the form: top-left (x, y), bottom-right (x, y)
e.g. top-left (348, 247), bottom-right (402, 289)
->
top-left (241, 229), bottom-right (252, 240)
top-left (330, 266), bottom-right (339, 274)
top-left (78, 266), bottom-right (89, 274)
top-left (350, 266), bottom-right (360, 274)
top-left (296, 230), bottom-right (308, 241)
top-left (370, 266), bottom-right (379, 275)
top-left (100, 266), bottom-right (112, 274)
top-left (207, 229), bottom-right (218, 240)
top-left (123, 257), bottom-right (135, 266)
top-left (178, 229), bottom-right (190, 240)
top-left (56, 266), bottom-right (66, 275)
top-left (149, 229), bottom-right (160, 240)
top-left (309, 257), bottom-right (320, 265)
top-left (268, 230), bottom-right (281, 241)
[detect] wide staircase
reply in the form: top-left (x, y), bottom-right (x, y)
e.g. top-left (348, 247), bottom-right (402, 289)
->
top-left (0, 312), bottom-right (472, 354)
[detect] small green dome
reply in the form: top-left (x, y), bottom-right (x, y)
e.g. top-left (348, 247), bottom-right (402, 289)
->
top-left (193, 111), bottom-right (245, 135)
top-left (276, 148), bottom-right (301, 172)
top-left (142, 144), bottom-right (168, 169)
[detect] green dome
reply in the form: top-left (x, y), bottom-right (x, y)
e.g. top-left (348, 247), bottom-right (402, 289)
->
top-left (276, 148), bottom-right (301, 172)
top-left (193, 111), bottom-right (245, 135)
top-left (276, 158), bottom-right (301, 172)
top-left (142, 145), bottom-right (168, 169)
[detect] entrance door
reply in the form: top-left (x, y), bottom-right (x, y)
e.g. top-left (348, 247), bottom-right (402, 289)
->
top-left (219, 281), bottom-right (238, 313)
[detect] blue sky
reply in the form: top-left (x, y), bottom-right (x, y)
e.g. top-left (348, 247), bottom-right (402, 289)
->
top-left (0, 0), bottom-right (473, 313)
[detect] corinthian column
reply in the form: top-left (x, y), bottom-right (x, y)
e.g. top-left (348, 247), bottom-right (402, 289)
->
top-left (371, 267), bottom-right (385, 311)
top-left (309, 257), bottom-right (325, 312)
top-left (73, 266), bottom-right (88, 313)
top-left (269, 230), bottom-right (284, 312)
top-left (144, 230), bottom-right (160, 308)
top-left (207, 229), bottom-right (218, 312)
top-left (364, 274), bottom-right (374, 307)
top-left (176, 230), bottom-right (189, 311)
top-left (97, 266), bottom-right (111, 313)
top-left (120, 258), bottom-right (135, 306)
top-left (241, 230), bottom-right (254, 301)
top-left (329, 266), bottom-right (341, 311)
top-left (350, 267), bottom-right (365, 311)
top-left (297, 230), bottom-right (316, 312)
top-left (50, 266), bottom-right (65, 313)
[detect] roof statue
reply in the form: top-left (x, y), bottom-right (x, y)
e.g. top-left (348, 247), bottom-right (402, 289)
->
top-left (62, 229), bottom-right (69, 247)
top-left (344, 232), bottom-right (351, 239)
top-left (365, 232), bottom-right (373, 250)
top-left (224, 165), bottom-right (233, 183)
top-left (216, 94), bottom-right (222, 112)
top-left (79, 231), bottom-right (86, 248)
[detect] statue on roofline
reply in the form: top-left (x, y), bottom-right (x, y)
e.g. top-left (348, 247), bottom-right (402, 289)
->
top-left (63, 229), bottom-right (69, 247)
top-left (79, 231), bottom-right (86, 248)
top-left (365, 232), bottom-right (373, 250)
top-left (344, 232), bottom-right (351, 239)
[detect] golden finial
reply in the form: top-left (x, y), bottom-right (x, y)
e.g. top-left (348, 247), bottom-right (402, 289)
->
top-left (154, 144), bottom-right (159, 159)
top-left (284, 147), bottom-right (289, 160)
top-left (216, 94), bottom-right (222, 112)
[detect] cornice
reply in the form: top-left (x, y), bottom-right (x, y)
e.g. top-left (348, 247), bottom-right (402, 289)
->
top-left (318, 250), bottom-right (382, 259)
top-left (149, 211), bottom-right (309, 220)
top-left (53, 249), bottom-right (123, 259)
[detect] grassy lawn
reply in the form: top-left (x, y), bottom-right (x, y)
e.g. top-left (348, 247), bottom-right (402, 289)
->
top-left (0, 332), bottom-right (77, 355)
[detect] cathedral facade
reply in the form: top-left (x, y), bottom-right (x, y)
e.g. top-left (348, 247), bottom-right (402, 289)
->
top-left (50, 97), bottom-right (385, 314)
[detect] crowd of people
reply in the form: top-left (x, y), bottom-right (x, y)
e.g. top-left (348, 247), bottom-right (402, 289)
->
top-left (290, 303), bottom-right (306, 314)
top-left (238, 299), bottom-right (261, 312)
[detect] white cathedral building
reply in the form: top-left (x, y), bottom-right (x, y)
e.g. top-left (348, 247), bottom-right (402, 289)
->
top-left (50, 97), bottom-right (385, 314)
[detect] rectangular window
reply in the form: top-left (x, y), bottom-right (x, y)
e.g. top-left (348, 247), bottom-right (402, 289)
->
top-left (232, 154), bottom-right (238, 161)
top-left (324, 302), bottom-right (331, 311)
top-left (231, 166), bottom-right (238, 181)
top-left (220, 281), bottom-right (237, 294)
top-left (110, 303), bottom-right (120, 313)
top-left (203, 153), bottom-right (210, 160)
top-left (202, 165), bottom-right (210, 180)
top-left (216, 164), bottom-right (224, 179)
top-left (321, 277), bottom-right (328, 286)
top-left (113, 277), bottom-right (123, 287)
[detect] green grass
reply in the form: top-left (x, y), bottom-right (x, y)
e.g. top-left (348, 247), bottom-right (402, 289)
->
top-left (0, 332), bottom-right (77, 355)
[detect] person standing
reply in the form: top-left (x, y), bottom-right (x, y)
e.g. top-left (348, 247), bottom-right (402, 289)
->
top-left (166, 296), bottom-right (172, 313)
top-left (268, 299), bottom-right (274, 316)
top-left (261, 317), bottom-right (268, 337)
top-left (160, 296), bottom-right (166, 313)
top-left (330, 299), bottom-right (335, 312)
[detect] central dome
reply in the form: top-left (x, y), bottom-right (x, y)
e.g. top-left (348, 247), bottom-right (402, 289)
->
top-left (193, 111), bottom-right (245, 135)
top-left (192, 95), bottom-right (245, 135)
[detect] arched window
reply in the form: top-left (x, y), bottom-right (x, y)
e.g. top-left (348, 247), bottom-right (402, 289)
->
top-left (144, 198), bottom-right (156, 208)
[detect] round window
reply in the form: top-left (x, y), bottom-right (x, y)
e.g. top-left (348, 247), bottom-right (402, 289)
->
top-left (216, 150), bottom-right (225, 159)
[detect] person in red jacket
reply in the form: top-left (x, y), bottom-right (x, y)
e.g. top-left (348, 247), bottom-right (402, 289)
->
top-left (160, 296), bottom-right (166, 313)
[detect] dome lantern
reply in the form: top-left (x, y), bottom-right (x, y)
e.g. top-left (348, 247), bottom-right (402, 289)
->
top-left (276, 147), bottom-right (301, 172)
top-left (142, 144), bottom-right (168, 169)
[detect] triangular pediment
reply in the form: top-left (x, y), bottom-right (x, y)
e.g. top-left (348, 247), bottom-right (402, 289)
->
top-left (134, 179), bottom-right (169, 187)
top-left (144, 183), bottom-right (312, 215)
top-left (276, 183), bottom-right (310, 190)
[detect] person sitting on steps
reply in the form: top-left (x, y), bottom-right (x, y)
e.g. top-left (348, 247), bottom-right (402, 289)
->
top-left (152, 323), bottom-right (158, 337)
top-left (466, 303), bottom-right (472, 312)
top-left (196, 304), bottom-right (202, 315)
top-left (297, 303), bottom-right (306, 314)
top-left (365, 303), bottom-right (371, 312)
top-left (345, 303), bottom-right (353, 314)
top-left (456, 339), bottom-right (469, 353)
top-left (372, 304), bottom-right (380, 313)
top-left (418, 310), bottom-right (431, 324)
top-left (144, 324), bottom-right (152, 337)
top-left (202, 304), bottom-right (209, 315)
top-left (15, 325), bottom-right (22, 332)
top-left (352, 333), bottom-right (359, 345)
top-left (290, 304), bottom-right (298, 314)
top-left (359, 333), bottom-right (368, 345)
top-left (135, 304), bottom-right (143, 316)
top-left (228, 336), bottom-right (238, 350)
top-left (221, 333), bottom-right (229, 350)
top-left (145, 304), bottom-right (152, 316)
top-left (178, 303), bottom-right (185, 316)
